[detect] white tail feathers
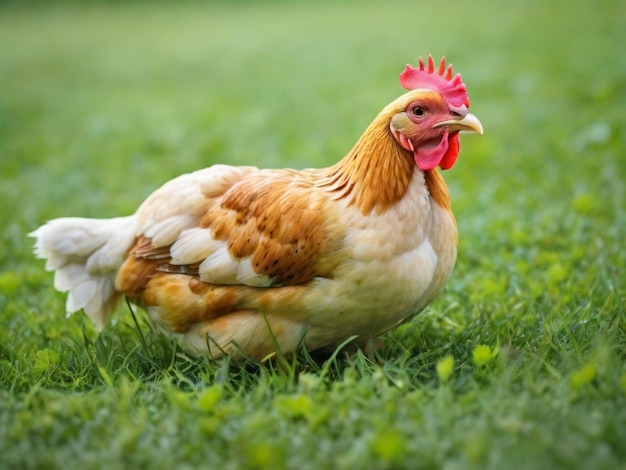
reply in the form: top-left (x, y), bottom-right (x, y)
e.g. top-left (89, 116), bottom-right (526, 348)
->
top-left (30, 216), bottom-right (136, 329)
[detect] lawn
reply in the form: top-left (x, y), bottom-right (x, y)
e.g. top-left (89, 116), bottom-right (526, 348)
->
top-left (1, 0), bottom-right (625, 468)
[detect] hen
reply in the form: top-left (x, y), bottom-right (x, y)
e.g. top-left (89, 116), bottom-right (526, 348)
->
top-left (32, 56), bottom-right (482, 360)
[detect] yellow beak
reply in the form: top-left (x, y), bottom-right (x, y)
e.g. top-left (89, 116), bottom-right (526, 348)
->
top-left (433, 112), bottom-right (483, 134)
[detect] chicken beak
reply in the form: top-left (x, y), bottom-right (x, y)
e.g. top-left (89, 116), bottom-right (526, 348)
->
top-left (433, 113), bottom-right (483, 134)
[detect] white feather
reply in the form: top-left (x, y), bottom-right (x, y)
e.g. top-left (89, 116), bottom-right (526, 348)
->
top-left (198, 164), bottom-right (259, 198)
top-left (198, 247), bottom-right (239, 284)
top-left (144, 214), bottom-right (196, 247)
top-left (66, 279), bottom-right (97, 313)
top-left (53, 264), bottom-right (86, 292)
top-left (30, 216), bottom-right (135, 328)
top-left (170, 228), bottom-right (221, 265)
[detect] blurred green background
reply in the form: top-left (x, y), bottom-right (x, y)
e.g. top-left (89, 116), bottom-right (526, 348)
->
top-left (1, 1), bottom-right (625, 469)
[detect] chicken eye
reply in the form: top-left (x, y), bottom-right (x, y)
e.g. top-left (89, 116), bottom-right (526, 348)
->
top-left (412, 106), bottom-right (426, 117)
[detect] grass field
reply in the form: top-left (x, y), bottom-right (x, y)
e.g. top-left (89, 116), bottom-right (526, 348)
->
top-left (1, 1), bottom-right (625, 468)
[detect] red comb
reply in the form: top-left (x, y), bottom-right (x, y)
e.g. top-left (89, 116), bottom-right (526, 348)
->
top-left (399, 55), bottom-right (469, 108)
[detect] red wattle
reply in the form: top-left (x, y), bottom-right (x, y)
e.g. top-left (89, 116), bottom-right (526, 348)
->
top-left (439, 133), bottom-right (460, 170)
top-left (414, 135), bottom-right (449, 171)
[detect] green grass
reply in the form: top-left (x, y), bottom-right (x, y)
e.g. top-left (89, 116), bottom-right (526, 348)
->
top-left (1, 1), bottom-right (625, 468)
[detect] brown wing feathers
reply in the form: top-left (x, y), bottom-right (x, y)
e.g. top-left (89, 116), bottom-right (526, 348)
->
top-left (116, 171), bottom-right (335, 322)
top-left (204, 174), bottom-right (332, 285)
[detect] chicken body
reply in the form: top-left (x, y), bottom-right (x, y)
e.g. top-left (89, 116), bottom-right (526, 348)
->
top-left (119, 163), bottom-right (456, 358)
top-left (32, 59), bottom-right (482, 360)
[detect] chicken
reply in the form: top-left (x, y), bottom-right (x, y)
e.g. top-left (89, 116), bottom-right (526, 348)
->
top-left (31, 56), bottom-right (483, 360)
